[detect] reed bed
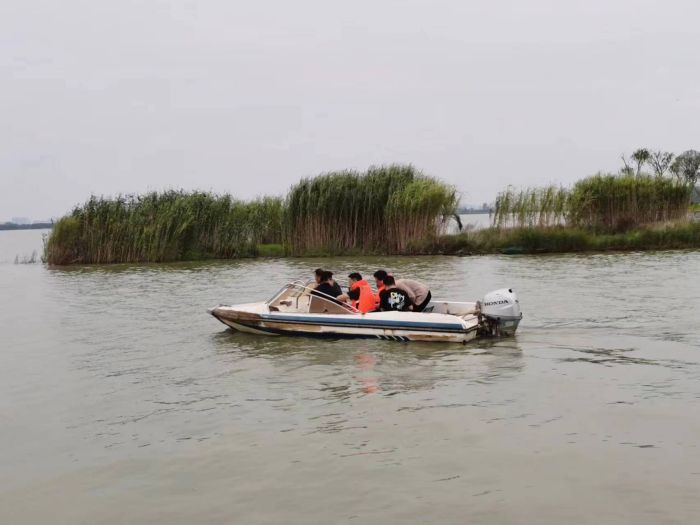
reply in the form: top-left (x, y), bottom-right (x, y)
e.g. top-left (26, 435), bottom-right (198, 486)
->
top-left (410, 222), bottom-right (700, 255)
top-left (46, 166), bottom-right (694, 265)
top-left (567, 173), bottom-right (690, 232)
top-left (493, 174), bottom-right (691, 232)
top-left (46, 164), bottom-right (457, 264)
top-left (492, 185), bottom-right (568, 228)
top-left (284, 165), bottom-right (457, 255)
top-left (45, 191), bottom-right (285, 265)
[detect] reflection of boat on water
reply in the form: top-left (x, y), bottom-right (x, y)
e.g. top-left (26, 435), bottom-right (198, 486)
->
top-left (209, 282), bottom-right (522, 344)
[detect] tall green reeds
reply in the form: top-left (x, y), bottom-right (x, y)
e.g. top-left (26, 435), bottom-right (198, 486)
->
top-left (567, 173), bottom-right (690, 231)
top-left (493, 185), bottom-right (569, 228)
top-left (493, 174), bottom-right (691, 232)
top-left (45, 165), bottom-right (457, 264)
top-left (45, 191), bottom-right (285, 265)
top-left (284, 164), bottom-right (457, 255)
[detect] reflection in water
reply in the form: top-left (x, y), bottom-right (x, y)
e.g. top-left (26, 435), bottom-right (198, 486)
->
top-left (212, 329), bottom-right (525, 400)
top-left (1, 231), bottom-right (700, 524)
top-left (354, 353), bottom-right (379, 394)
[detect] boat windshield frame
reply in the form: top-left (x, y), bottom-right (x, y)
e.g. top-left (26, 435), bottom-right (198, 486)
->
top-left (266, 281), bottom-right (359, 314)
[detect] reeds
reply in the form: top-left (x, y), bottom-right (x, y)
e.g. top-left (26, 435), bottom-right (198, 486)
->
top-left (45, 191), bottom-right (285, 265)
top-left (14, 251), bottom-right (38, 264)
top-left (45, 165), bottom-right (457, 264)
top-left (492, 185), bottom-right (569, 228)
top-left (408, 222), bottom-right (700, 255)
top-left (492, 174), bottom-right (691, 232)
top-left (284, 164), bottom-right (457, 255)
top-left (567, 173), bottom-right (691, 232)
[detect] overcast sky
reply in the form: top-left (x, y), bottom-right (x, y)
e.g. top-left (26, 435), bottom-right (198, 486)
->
top-left (1, 0), bottom-right (699, 220)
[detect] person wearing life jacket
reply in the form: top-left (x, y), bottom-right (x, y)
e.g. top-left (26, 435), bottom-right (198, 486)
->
top-left (337, 273), bottom-right (375, 313)
top-left (372, 269), bottom-right (390, 306)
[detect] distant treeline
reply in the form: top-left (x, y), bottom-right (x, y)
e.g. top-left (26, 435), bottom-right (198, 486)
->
top-left (45, 165), bottom-right (457, 264)
top-left (0, 222), bottom-right (53, 231)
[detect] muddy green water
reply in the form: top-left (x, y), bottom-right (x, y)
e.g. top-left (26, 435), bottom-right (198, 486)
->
top-left (1, 229), bottom-right (699, 524)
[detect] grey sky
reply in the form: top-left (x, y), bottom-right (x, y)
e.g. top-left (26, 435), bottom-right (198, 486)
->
top-left (2, 0), bottom-right (699, 220)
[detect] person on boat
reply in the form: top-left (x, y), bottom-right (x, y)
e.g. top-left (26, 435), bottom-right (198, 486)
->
top-left (372, 269), bottom-right (390, 306)
top-left (374, 275), bottom-right (413, 312)
top-left (314, 268), bottom-right (342, 296)
top-left (395, 277), bottom-right (432, 312)
top-left (312, 270), bottom-right (343, 300)
top-left (337, 273), bottom-right (375, 313)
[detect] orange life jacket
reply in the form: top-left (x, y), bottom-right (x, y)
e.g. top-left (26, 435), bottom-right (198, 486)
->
top-left (374, 282), bottom-right (386, 306)
top-left (351, 279), bottom-right (375, 313)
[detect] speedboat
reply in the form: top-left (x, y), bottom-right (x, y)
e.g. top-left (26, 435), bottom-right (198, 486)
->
top-left (209, 281), bottom-right (522, 343)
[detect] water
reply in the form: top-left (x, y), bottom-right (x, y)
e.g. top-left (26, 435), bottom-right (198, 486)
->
top-left (1, 230), bottom-right (699, 524)
top-left (448, 212), bottom-right (492, 233)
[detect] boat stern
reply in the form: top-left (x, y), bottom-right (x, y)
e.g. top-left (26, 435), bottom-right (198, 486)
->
top-left (479, 288), bottom-right (522, 336)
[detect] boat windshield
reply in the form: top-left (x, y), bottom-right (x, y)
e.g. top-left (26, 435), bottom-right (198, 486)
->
top-left (267, 282), bottom-right (357, 315)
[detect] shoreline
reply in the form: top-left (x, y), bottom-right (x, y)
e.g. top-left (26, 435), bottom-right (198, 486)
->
top-left (42, 222), bottom-right (700, 265)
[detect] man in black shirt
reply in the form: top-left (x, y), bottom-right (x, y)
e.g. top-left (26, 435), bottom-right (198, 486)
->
top-left (375, 275), bottom-right (413, 312)
top-left (312, 270), bottom-right (343, 300)
top-left (314, 268), bottom-right (342, 296)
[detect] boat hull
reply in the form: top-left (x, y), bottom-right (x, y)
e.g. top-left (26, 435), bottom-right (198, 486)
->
top-left (209, 304), bottom-right (479, 343)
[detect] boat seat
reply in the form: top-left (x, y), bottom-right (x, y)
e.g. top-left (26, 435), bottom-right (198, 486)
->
top-left (309, 295), bottom-right (352, 314)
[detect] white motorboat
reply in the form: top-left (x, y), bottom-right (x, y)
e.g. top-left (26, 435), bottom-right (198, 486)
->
top-left (209, 282), bottom-right (522, 343)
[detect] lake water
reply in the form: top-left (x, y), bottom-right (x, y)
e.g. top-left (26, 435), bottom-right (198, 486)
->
top-left (451, 212), bottom-right (492, 233)
top-left (1, 229), bottom-right (699, 524)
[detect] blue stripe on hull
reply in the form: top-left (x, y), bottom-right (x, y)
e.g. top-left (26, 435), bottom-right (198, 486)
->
top-left (260, 314), bottom-right (466, 333)
top-left (224, 319), bottom-right (475, 341)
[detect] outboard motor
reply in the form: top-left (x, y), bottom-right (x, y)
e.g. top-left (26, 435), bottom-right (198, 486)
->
top-left (477, 288), bottom-right (522, 336)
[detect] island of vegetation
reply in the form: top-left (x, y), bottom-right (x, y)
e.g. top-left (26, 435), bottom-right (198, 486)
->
top-left (44, 150), bottom-right (700, 265)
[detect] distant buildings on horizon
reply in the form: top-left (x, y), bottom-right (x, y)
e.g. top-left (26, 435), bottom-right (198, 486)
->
top-left (5, 217), bottom-right (52, 225)
top-left (0, 217), bottom-right (54, 230)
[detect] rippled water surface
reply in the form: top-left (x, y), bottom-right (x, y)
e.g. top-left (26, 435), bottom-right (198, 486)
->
top-left (1, 230), bottom-right (699, 524)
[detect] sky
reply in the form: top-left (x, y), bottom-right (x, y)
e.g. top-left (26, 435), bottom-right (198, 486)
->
top-left (1, 0), bottom-right (699, 220)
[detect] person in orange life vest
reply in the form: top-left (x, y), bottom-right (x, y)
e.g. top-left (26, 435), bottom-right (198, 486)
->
top-left (372, 269), bottom-right (391, 306)
top-left (337, 273), bottom-right (375, 313)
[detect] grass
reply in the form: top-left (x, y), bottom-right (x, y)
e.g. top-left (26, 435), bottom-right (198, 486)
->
top-left (411, 221), bottom-right (700, 255)
top-left (284, 164), bottom-right (457, 255)
top-left (45, 165), bottom-right (458, 264)
top-left (45, 191), bottom-right (285, 265)
top-left (568, 173), bottom-right (690, 231)
top-left (493, 174), bottom-right (692, 232)
top-left (256, 243), bottom-right (286, 257)
top-left (493, 185), bottom-right (568, 228)
top-left (44, 167), bottom-right (700, 265)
